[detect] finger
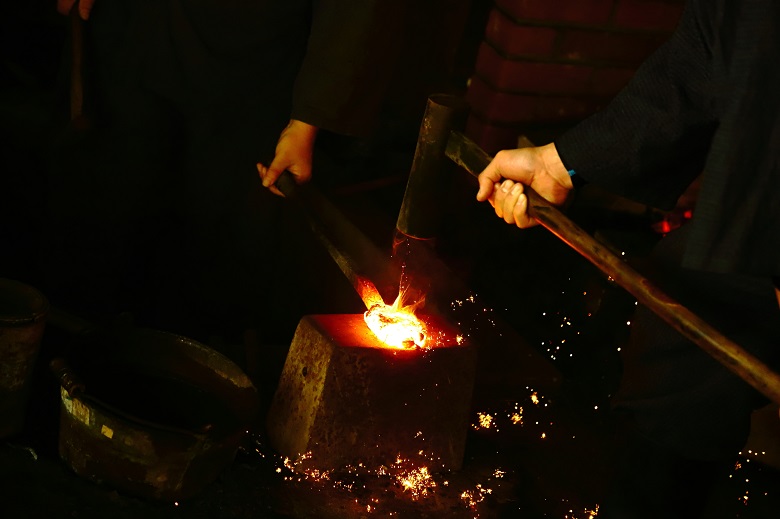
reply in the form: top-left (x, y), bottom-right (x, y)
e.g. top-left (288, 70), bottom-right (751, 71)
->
top-left (502, 183), bottom-right (524, 224)
top-left (260, 157), bottom-right (286, 189)
top-left (512, 192), bottom-right (536, 228)
top-left (257, 164), bottom-right (286, 197)
top-left (257, 162), bottom-right (282, 190)
top-left (484, 181), bottom-right (500, 209)
top-left (495, 180), bottom-right (514, 220)
top-left (256, 162), bottom-right (269, 183)
top-left (80, 1), bottom-right (94, 20)
top-left (493, 179), bottom-right (514, 219)
top-left (57, 0), bottom-right (74, 16)
top-left (492, 180), bottom-right (507, 219)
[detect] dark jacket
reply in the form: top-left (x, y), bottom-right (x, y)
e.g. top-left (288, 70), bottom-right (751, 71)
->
top-left (114, 0), bottom-right (400, 137)
top-left (555, 0), bottom-right (780, 276)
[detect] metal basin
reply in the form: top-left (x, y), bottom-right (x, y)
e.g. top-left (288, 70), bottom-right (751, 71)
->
top-left (53, 326), bottom-right (259, 501)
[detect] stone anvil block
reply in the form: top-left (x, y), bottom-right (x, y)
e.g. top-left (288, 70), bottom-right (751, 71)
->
top-left (266, 314), bottom-right (476, 472)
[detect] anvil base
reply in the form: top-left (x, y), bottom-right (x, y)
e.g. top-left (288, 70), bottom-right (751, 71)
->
top-left (266, 314), bottom-right (476, 472)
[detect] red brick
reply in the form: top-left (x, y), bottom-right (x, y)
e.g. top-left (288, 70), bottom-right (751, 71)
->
top-left (557, 29), bottom-right (667, 65)
top-left (589, 66), bottom-right (635, 96)
top-left (467, 75), bottom-right (605, 126)
top-left (466, 75), bottom-right (536, 122)
top-left (495, 0), bottom-right (615, 26)
top-left (465, 116), bottom-right (521, 156)
top-left (475, 42), bottom-right (593, 95)
top-left (613, 0), bottom-right (684, 31)
top-left (534, 96), bottom-right (606, 121)
top-left (485, 8), bottom-right (558, 58)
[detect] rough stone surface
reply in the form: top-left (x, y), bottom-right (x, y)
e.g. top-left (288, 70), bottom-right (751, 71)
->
top-left (266, 314), bottom-right (476, 472)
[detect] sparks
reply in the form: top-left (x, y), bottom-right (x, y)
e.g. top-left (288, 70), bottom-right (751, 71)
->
top-left (474, 412), bottom-right (494, 430)
top-left (397, 466), bottom-right (436, 498)
top-left (362, 281), bottom-right (428, 349)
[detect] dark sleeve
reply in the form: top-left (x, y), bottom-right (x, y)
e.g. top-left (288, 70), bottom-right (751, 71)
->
top-left (554, 0), bottom-right (722, 210)
top-left (291, 0), bottom-right (404, 137)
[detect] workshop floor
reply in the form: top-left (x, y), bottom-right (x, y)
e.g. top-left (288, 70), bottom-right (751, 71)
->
top-left (4, 180), bottom-right (780, 518)
top-left (3, 13), bottom-right (780, 518)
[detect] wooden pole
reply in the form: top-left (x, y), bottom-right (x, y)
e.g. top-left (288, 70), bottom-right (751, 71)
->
top-left (445, 130), bottom-right (780, 405)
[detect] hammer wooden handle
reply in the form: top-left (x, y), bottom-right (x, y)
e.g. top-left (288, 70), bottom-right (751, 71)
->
top-left (445, 130), bottom-right (780, 405)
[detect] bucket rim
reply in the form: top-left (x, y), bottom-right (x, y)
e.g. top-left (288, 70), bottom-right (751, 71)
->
top-left (0, 277), bottom-right (50, 326)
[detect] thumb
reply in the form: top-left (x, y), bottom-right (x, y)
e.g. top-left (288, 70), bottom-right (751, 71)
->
top-left (476, 162), bottom-right (502, 202)
top-left (261, 154), bottom-right (288, 188)
top-left (476, 175), bottom-right (496, 202)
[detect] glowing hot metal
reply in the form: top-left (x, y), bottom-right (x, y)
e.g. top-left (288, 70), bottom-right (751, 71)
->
top-left (364, 298), bottom-right (426, 350)
top-left (357, 277), bottom-right (428, 350)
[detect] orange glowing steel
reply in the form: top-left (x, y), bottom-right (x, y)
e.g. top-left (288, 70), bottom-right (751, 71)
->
top-left (356, 277), bottom-right (385, 309)
top-left (357, 276), bottom-right (428, 349)
top-left (364, 296), bottom-right (427, 350)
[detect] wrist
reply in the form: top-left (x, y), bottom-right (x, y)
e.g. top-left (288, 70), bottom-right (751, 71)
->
top-left (287, 119), bottom-right (319, 144)
top-left (539, 143), bottom-right (573, 189)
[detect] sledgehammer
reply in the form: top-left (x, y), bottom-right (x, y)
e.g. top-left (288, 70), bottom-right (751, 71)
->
top-left (444, 128), bottom-right (780, 406)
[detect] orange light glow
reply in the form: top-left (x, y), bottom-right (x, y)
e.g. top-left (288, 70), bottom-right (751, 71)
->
top-left (363, 292), bottom-right (427, 350)
top-left (356, 276), bottom-right (385, 309)
top-left (356, 276), bottom-right (428, 349)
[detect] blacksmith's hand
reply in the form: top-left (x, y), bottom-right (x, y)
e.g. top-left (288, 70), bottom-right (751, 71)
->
top-left (476, 144), bottom-right (573, 228)
top-left (257, 119), bottom-right (318, 197)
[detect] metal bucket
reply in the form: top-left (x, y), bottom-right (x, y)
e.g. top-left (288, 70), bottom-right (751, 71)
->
top-left (0, 278), bottom-right (49, 439)
top-left (53, 326), bottom-right (259, 501)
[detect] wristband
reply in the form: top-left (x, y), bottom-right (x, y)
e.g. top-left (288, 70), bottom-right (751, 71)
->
top-left (567, 169), bottom-right (587, 189)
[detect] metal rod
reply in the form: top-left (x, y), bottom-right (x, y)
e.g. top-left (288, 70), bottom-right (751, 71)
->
top-left (275, 172), bottom-right (400, 307)
top-left (445, 130), bottom-right (780, 405)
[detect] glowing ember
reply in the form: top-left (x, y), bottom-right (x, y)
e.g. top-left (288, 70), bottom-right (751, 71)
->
top-left (475, 413), bottom-right (494, 430)
top-left (362, 284), bottom-right (427, 350)
top-left (397, 466), bottom-right (436, 498)
top-left (461, 484), bottom-right (492, 509)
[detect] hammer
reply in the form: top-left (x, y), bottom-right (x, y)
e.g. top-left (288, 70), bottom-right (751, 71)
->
top-left (444, 128), bottom-right (780, 406)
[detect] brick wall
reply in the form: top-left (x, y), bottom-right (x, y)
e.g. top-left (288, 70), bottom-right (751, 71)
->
top-left (465, 0), bottom-right (684, 154)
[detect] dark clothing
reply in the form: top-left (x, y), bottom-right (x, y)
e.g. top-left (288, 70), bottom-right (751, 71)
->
top-left (556, 0), bottom-right (780, 276)
top-left (549, 3), bottom-right (780, 514)
top-left (553, 0), bottom-right (780, 465)
top-left (42, 0), bottom-right (401, 346)
top-left (92, 0), bottom-right (399, 138)
top-left (616, 224), bottom-right (780, 461)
